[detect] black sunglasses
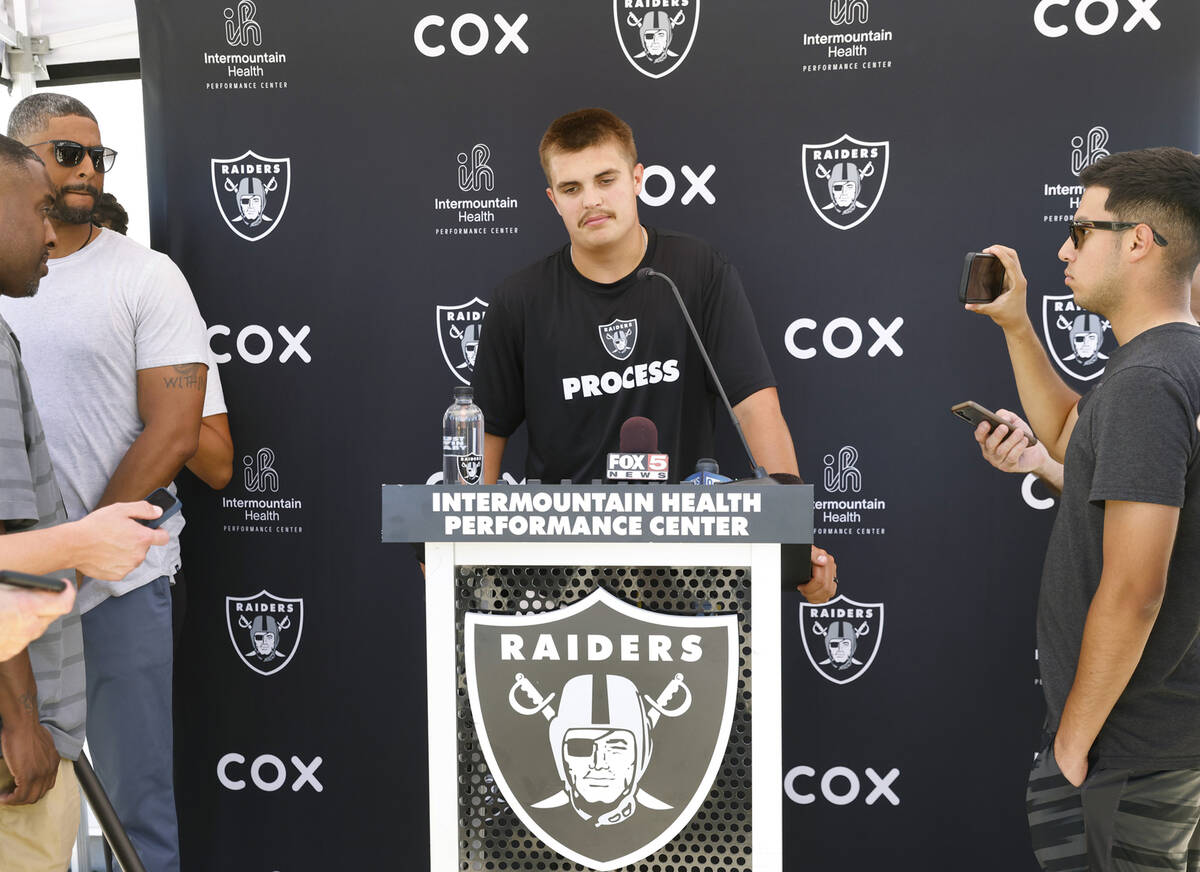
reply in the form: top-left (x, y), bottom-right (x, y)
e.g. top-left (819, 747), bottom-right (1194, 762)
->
top-left (28, 139), bottom-right (118, 174)
top-left (1068, 219), bottom-right (1167, 250)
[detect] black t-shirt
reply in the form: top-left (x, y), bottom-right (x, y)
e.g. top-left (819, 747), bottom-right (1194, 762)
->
top-left (1039, 322), bottom-right (1200, 769)
top-left (472, 227), bottom-right (776, 483)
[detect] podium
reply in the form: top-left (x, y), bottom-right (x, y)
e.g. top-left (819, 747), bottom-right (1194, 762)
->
top-left (382, 483), bottom-right (812, 872)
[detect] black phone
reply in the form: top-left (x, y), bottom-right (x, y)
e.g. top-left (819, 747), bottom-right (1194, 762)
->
top-left (139, 487), bottom-right (182, 529)
top-left (958, 252), bottom-right (1006, 303)
top-left (951, 401), bottom-right (1038, 446)
top-left (0, 570), bottom-right (68, 593)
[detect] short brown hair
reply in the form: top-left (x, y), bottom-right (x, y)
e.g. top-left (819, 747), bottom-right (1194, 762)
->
top-left (1079, 147), bottom-right (1200, 283)
top-left (538, 108), bottom-right (637, 183)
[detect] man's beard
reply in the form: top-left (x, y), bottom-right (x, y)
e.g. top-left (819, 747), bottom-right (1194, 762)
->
top-left (50, 184), bottom-right (100, 225)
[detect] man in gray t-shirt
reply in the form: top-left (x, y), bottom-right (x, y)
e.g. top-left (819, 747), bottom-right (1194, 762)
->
top-left (968, 148), bottom-right (1200, 871)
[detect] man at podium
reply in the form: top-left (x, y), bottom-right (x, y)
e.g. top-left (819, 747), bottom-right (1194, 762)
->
top-left (472, 108), bottom-right (835, 601)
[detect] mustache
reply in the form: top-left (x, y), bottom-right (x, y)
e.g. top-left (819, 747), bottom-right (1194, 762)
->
top-left (58, 184), bottom-right (101, 199)
top-left (579, 210), bottom-right (615, 227)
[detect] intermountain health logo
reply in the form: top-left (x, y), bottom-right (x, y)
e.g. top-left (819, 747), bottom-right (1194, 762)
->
top-left (202, 1), bottom-right (289, 91)
top-left (437, 297), bottom-right (489, 384)
top-left (222, 447), bottom-right (305, 535)
top-left (613, 0), bottom-right (699, 79)
top-left (211, 151), bottom-right (291, 242)
top-left (1041, 125), bottom-right (1112, 225)
top-left (226, 590), bottom-right (304, 676)
top-left (800, 595), bottom-right (884, 685)
top-left (799, 0), bottom-right (894, 74)
top-left (434, 142), bottom-right (520, 237)
top-left (802, 135), bottom-right (889, 230)
top-left (465, 588), bottom-right (736, 870)
top-left (815, 445), bottom-right (887, 536)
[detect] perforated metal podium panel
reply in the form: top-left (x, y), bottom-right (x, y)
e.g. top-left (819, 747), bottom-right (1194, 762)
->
top-left (455, 565), bottom-right (753, 871)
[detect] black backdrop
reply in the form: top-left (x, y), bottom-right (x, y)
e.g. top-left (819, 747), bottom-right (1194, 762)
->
top-left (132, 1), bottom-right (1200, 868)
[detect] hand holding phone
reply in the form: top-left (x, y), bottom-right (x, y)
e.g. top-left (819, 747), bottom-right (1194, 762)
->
top-left (138, 488), bottom-right (181, 529)
top-left (958, 252), bottom-right (1006, 304)
top-left (0, 570), bottom-right (68, 593)
top-left (951, 401), bottom-right (1038, 446)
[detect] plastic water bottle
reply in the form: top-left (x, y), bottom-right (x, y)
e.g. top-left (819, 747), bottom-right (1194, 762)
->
top-left (443, 386), bottom-right (484, 485)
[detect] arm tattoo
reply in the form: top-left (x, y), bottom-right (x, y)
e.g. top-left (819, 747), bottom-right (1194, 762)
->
top-left (162, 363), bottom-right (202, 390)
top-left (18, 692), bottom-right (34, 714)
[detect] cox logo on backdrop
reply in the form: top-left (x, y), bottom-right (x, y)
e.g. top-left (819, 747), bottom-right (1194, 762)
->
top-left (413, 11), bottom-right (529, 56)
top-left (784, 764), bottom-right (900, 807)
top-left (217, 753), bottom-right (324, 793)
top-left (639, 164), bottom-right (716, 207)
top-left (209, 324), bottom-right (311, 365)
top-left (1034, 0), bottom-right (1160, 37)
top-left (784, 316), bottom-right (904, 360)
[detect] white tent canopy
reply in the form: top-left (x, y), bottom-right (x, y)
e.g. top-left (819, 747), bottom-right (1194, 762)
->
top-left (0, 0), bottom-right (137, 94)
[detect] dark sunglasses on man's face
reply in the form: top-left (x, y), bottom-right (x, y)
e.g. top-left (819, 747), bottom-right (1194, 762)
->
top-left (1067, 219), bottom-right (1168, 250)
top-left (28, 139), bottom-right (117, 173)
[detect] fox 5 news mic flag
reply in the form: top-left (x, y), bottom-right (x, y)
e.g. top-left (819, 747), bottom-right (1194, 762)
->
top-left (135, 0), bottom-right (1200, 868)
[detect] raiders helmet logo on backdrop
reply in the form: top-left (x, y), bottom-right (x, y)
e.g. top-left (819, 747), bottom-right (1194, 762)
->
top-left (226, 590), bottom-right (304, 676)
top-left (800, 594), bottom-right (883, 685)
top-left (613, 1), bottom-right (700, 79)
top-left (465, 588), bottom-right (736, 870)
top-left (211, 150), bottom-right (291, 242)
top-left (437, 297), bottom-right (489, 384)
top-left (802, 134), bottom-right (889, 231)
top-left (1042, 294), bottom-right (1110, 382)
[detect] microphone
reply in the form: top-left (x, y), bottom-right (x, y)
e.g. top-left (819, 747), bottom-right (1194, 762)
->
top-left (637, 267), bottom-right (767, 479)
top-left (683, 458), bottom-right (732, 485)
top-left (606, 416), bottom-right (670, 481)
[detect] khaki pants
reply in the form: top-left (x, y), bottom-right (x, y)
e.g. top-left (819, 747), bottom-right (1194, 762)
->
top-left (0, 757), bottom-right (80, 872)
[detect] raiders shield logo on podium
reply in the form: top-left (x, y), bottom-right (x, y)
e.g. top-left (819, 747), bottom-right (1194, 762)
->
top-left (465, 588), bottom-right (737, 870)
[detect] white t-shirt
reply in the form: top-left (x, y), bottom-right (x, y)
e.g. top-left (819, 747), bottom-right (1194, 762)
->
top-left (0, 228), bottom-right (209, 612)
top-left (203, 344), bottom-right (228, 417)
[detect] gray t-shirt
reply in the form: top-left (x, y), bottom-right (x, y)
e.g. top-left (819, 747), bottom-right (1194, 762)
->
top-left (0, 228), bottom-right (208, 613)
top-left (1039, 322), bottom-right (1200, 770)
top-left (0, 316), bottom-right (84, 760)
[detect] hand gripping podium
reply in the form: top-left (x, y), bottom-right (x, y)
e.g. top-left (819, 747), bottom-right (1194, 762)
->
top-left (382, 483), bottom-right (812, 872)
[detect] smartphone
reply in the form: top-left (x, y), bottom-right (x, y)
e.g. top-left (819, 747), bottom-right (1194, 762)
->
top-left (0, 570), bottom-right (68, 593)
top-left (951, 401), bottom-right (1038, 446)
top-left (958, 252), bottom-right (1006, 303)
top-left (138, 487), bottom-right (181, 529)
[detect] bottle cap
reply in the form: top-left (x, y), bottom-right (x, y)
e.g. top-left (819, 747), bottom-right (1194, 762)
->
top-left (453, 386), bottom-right (474, 402)
top-left (695, 458), bottom-right (720, 474)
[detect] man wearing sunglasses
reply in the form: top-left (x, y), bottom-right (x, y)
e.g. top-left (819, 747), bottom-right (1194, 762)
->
top-left (966, 147), bottom-right (1200, 871)
top-left (3, 93), bottom-right (208, 872)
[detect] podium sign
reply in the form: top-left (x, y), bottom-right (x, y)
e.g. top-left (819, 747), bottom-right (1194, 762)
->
top-left (382, 484), bottom-right (811, 871)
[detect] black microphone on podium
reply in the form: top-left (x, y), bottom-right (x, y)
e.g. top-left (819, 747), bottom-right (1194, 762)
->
top-left (637, 267), bottom-right (768, 480)
top-left (606, 416), bottom-right (670, 481)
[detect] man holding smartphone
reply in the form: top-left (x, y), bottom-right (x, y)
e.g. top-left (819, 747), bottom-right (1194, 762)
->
top-left (0, 133), bottom-right (171, 872)
top-left (5, 94), bottom-right (208, 872)
top-left (967, 148), bottom-right (1200, 871)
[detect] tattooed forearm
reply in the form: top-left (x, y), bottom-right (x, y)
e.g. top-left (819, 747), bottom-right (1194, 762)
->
top-left (18, 691), bottom-right (34, 714)
top-left (162, 363), bottom-right (203, 390)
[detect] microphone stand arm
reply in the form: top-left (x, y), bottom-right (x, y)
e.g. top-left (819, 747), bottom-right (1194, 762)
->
top-left (641, 268), bottom-right (767, 478)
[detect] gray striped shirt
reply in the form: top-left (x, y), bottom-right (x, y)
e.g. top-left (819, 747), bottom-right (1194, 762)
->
top-left (0, 316), bottom-right (83, 760)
